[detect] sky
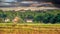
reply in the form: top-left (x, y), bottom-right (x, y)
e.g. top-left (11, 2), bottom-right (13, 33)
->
top-left (0, 0), bottom-right (17, 2)
top-left (0, 0), bottom-right (60, 4)
top-left (0, 0), bottom-right (60, 7)
top-left (0, 0), bottom-right (51, 2)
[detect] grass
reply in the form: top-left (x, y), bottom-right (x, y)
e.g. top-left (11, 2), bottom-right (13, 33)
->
top-left (0, 23), bottom-right (60, 34)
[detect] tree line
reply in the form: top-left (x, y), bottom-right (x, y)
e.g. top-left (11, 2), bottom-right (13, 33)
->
top-left (0, 9), bottom-right (60, 24)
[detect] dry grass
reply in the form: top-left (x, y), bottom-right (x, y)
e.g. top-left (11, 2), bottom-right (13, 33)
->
top-left (0, 23), bottom-right (60, 34)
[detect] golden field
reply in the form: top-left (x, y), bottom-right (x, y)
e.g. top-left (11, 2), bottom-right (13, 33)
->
top-left (0, 23), bottom-right (60, 34)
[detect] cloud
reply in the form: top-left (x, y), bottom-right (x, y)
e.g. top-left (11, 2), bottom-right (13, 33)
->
top-left (0, 0), bottom-right (17, 2)
top-left (52, 0), bottom-right (60, 4)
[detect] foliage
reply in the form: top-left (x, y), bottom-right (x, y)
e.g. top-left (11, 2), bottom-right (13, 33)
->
top-left (0, 9), bottom-right (60, 24)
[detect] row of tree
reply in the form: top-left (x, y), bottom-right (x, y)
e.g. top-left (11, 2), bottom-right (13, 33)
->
top-left (0, 9), bottom-right (60, 24)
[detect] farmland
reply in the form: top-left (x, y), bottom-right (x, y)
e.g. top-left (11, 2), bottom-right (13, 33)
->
top-left (0, 9), bottom-right (60, 34)
top-left (0, 23), bottom-right (60, 34)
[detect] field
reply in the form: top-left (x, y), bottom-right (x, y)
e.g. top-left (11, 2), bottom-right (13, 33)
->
top-left (0, 23), bottom-right (60, 34)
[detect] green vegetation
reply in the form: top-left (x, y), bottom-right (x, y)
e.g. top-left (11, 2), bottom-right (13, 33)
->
top-left (0, 9), bottom-right (60, 24)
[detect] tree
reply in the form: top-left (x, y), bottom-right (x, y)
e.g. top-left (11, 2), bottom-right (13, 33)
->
top-left (34, 15), bottom-right (43, 22)
top-left (54, 13), bottom-right (60, 23)
top-left (42, 13), bottom-right (50, 23)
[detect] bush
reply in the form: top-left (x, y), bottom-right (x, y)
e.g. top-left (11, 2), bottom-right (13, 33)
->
top-left (0, 9), bottom-right (60, 23)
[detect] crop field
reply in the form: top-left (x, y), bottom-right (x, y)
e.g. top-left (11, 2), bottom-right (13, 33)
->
top-left (0, 23), bottom-right (60, 34)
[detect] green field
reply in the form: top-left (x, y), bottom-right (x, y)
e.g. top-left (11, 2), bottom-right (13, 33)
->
top-left (0, 23), bottom-right (60, 34)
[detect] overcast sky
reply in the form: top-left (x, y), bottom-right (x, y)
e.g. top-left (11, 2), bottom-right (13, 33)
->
top-left (0, 0), bottom-right (50, 2)
top-left (0, 0), bottom-right (60, 4)
top-left (0, 0), bottom-right (17, 2)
